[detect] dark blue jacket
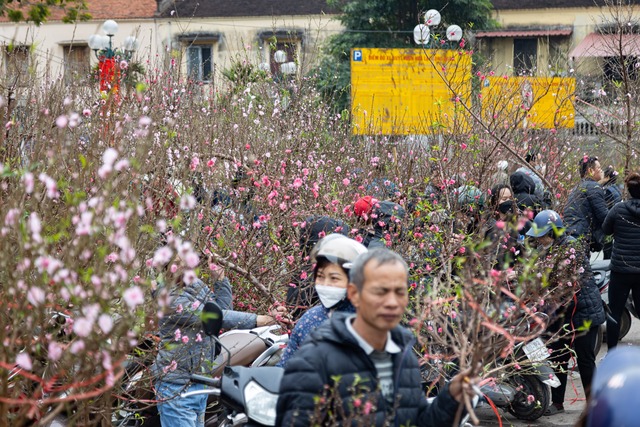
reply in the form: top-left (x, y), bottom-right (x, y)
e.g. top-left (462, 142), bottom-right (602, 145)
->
top-left (602, 198), bottom-right (640, 273)
top-left (603, 183), bottom-right (622, 209)
top-left (277, 312), bottom-right (460, 427)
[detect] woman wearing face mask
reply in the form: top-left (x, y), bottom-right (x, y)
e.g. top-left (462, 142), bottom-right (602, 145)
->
top-left (277, 234), bottom-right (367, 368)
top-left (484, 184), bottom-right (524, 272)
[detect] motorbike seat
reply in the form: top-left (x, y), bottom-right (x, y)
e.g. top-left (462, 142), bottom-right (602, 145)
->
top-left (591, 260), bottom-right (611, 272)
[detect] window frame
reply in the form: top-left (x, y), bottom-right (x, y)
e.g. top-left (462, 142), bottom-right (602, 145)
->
top-left (513, 38), bottom-right (538, 74)
top-left (61, 43), bottom-right (91, 85)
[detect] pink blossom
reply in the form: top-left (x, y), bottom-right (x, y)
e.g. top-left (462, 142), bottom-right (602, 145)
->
top-left (195, 333), bottom-right (202, 342)
top-left (174, 329), bottom-right (182, 341)
top-left (183, 270), bottom-right (196, 284)
top-left (181, 336), bottom-right (189, 344)
top-left (139, 116), bottom-right (152, 127)
top-left (82, 108), bottom-right (92, 117)
top-left (123, 286), bottom-right (144, 309)
top-left (163, 360), bottom-right (178, 373)
top-left (98, 314), bottom-right (113, 334)
top-left (153, 246), bottom-right (173, 267)
top-left (190, 156), bottom-right (200, 171)
top-left (342, 178), bottom-right (350, 186)
top-left (48, 342), bottom-right (63, 361)
top-left (363, 401), bottom-right (373, 415)
top-left (73, 317), bottom-right (93, 337)
top-left (27, 287), bottom-right (45, 306)
top-left (527, 395), bottom-right (535, 404)
top-left (292, 178), bottom-right (303, 188)
top-left (28, 212), bottom-right (42, 241)
top-left (183, 251), bottom-right (200, 268)
top-left (22, 172), bottom-right (34, 193)
top-left (56, 115), bottom-right (68, 128)
top-left (70, 340), bottom-right (85, 354)
top-left (180, 195), bottom-right (196, 210)
top-left (16, 352), bottom-right (32, 370)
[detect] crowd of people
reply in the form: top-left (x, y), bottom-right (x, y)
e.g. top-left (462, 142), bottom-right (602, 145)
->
top-left (150, 152), bottom-right (640, 426)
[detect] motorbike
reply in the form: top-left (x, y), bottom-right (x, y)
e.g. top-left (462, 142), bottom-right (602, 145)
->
top-left (421, 309), bottom-right (560, 422)
top-left (112, 316), bottom-right (288, 426)
top-left (592, 258), bottom-right (632, 350)
top-left (184, 302), bottom-right (283, 427)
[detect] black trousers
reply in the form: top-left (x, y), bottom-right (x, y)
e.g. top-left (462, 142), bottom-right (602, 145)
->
top-left (548, 325), bottom-right (600, 405)
top-left (606, 271), bottom-right (640, 349)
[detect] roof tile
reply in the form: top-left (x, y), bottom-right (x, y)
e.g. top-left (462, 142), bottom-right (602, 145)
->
top-left (158, 0), bottom-right (338, 18)
top-left (0, 0), bottom-right (157, 22)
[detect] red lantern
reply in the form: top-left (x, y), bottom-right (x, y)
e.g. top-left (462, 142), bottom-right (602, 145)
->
top-left (98, 57), bottom-right (120, 94)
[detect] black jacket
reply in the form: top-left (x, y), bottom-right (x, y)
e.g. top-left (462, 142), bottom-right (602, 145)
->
top-left (510, 172), bottom-right (542, 214)
top-left (545, 236), bottom-right (605, 331)
top-left (563, 178), bottom-right (608, 243)
top-left (276, 312), bottom-right (460, 427)
top-left (602, 198), bottom-right (640, 273)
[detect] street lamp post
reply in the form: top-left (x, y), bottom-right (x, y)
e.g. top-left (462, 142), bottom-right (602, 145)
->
top-left (89, 20), bottom-right (138, 95)
top-left (413, 9), bottom-right (464, 48)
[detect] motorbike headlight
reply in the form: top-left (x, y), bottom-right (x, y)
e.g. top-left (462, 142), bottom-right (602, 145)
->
top-left (244, 380), bottom-right (278, 426)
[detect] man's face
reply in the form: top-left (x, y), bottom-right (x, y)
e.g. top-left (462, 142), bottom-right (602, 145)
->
top-left (349, 260), bottom-right (409, 333)
top-left (535, 234), bottom-right (554, 249)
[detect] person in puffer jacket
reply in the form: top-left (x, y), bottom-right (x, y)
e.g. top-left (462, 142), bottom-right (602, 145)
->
top-left (277, 248), bottom-right (478, 427)
top-left (563, 156), bottom-right (608, 252)
top-left (526, 210), bottom-right (605, 416)
top-left (510, 171), bottom-right (542, 216)
top-left (602, 172), bottom-right (640, 349)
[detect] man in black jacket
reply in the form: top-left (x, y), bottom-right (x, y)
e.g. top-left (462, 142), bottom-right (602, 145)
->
top-left (276, 248), bottom-right (477, 426)
top-left (563, 156), bottom-right (608, 252)
top-left (526, 210), bottom-right (605, 416)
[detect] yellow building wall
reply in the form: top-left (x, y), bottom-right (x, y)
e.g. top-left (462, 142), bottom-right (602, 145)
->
top-left (486, 5), bottom-right (640, 76)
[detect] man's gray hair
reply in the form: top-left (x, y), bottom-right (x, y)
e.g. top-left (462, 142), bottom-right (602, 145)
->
top-left (349, 248), bottom-right (408, 292)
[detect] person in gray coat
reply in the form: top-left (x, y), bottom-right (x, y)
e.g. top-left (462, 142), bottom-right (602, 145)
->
top-left (153, 270), bottom-right (287, 427)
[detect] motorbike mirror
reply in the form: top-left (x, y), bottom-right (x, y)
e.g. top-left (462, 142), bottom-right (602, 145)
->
top-left (202, 302), bottom-right (224, 337)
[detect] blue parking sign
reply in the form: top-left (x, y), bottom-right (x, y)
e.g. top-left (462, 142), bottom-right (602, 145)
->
top-left (352, 50), bottom-right (362, 62)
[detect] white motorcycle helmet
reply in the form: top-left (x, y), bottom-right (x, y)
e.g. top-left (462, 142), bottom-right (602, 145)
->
top-left (311, 235), bottom-right (368, 309)
top-left (311, 234), bottom-right (368, 273)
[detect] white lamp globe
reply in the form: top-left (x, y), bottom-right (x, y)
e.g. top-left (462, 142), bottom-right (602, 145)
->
top-left (425, 10), bottom-right (441, 26)
top-left (413, 24), bottom-right (430, 45)
top-left (88, 34), bottom-right (102, 50)
top-left (274, 50), bottom-right (287, 64)
top-left (446, 25), bottom-right (463, 42)
top-left (102, 20), bottom-right (119, 36)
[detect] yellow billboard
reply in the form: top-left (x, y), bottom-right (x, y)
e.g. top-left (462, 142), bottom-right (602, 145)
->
top-left (350, 48), bottom-right (473, 135)
top-left (480, 76), bottom-right (575, 129)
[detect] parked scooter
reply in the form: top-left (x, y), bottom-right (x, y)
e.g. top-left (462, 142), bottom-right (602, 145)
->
top-left (421, 309), bottom-right (560, 422)
top-left (184, 302), bottom-right (283, 427)
top-left (112, 316), bottom-right (287, 426)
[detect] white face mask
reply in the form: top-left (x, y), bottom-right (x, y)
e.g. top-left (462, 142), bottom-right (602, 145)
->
top-left (315, 285), bottom-right (347, 309)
